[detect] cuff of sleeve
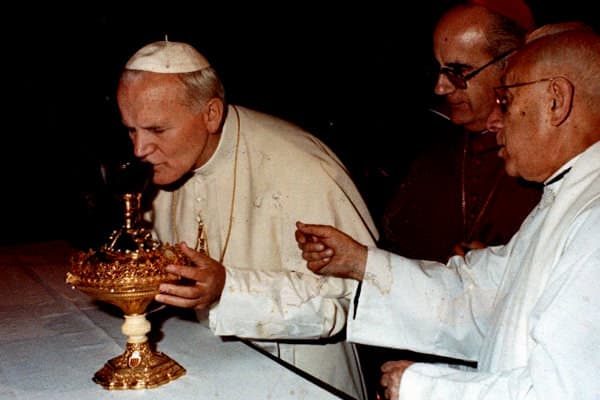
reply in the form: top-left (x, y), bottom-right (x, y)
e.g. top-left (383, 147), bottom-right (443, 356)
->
top-left (350, 246), bottom-right (389, 319)
top-left (399, 363), bottom-right (474, 399)
top-left (398, 366), bottom-right (434, 399)
top-left (363, 246), bottom-right (394, 295)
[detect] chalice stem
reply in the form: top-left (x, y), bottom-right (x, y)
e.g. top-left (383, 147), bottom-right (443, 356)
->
top-left (122, 313), bottom-right (151, 345)
top-left (91, 312), bottom-right (186, 389)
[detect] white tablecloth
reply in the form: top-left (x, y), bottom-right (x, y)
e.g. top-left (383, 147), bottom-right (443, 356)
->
top-left (0, 241), bottom-right (342, 400)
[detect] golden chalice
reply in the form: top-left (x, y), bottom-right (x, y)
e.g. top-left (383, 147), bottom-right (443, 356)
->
top-left (66, 163), bottom-right (190, 389)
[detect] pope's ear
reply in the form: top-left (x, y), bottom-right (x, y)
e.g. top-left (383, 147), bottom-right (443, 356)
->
top-left (205, 98), bottom-right (225, 133)
top-left (549, 77), bottom-right (574, 126)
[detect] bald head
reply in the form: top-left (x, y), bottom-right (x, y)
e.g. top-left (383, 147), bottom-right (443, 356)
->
top-left (491, 28), bottom-right (600, 181)
top-left (435, 4), bottom-right (528, 58)
top-left (526, 21), bottom-right (595, 43)
top-left (469, 0), bottom-right (534, 31)
top-left (516, 29), bottom-right (600, 119)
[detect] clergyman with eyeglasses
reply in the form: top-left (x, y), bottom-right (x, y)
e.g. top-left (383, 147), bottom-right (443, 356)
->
top-left (364, 1), bottom-right (542, 397)
top-left (295, 23), bottom-right (600, 400)
top-left (380, 0), bottom-right (542, 265)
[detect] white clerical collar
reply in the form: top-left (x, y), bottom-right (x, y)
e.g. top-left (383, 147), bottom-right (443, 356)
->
top-left (193, 105), bottom-right (239, 177)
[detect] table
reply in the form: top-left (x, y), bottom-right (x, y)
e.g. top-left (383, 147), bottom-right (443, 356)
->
top-left (0, 241), bottom-right (343, 400)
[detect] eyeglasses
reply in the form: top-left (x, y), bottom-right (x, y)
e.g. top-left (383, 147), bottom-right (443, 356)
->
top-left (494, 76), bottom-right (570, 113)
top-left (438, 49), bottom-right (516, 89)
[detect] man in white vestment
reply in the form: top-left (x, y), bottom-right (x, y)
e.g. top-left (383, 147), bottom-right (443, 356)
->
top-left (116, 40), bottom-right (378, 399)
top-left (295, 26), bottom-right (600, 399)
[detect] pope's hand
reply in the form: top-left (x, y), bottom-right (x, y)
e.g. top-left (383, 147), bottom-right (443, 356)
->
top-left (295, 221), bottom-right (367, 281)
top-left (155, 242), bottom-right (226, 310)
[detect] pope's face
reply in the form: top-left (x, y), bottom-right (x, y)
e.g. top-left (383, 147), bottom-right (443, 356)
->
top-left (117, 72), bottom-right (215, 186)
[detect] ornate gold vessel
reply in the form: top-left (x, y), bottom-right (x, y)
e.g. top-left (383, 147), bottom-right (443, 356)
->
top-left (66, 188), bottom-right (191, 389)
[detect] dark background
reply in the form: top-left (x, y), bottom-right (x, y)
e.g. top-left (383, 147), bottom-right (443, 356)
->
top-left (1, 1), bottom-right (596, 247)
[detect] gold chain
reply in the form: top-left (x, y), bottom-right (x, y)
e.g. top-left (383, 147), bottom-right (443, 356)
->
top-left (171, 105), bottom-right (240, 264)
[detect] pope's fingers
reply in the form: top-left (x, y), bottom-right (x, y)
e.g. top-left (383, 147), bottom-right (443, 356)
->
top-left (155, 292), bottom-right (191, 307)
top-left (155, 292), bottom-right (212, 309)
top-left (165, 263), bottom-right (203, 280)
top-left (178, 241), bottom-right (210, 265)
top-left (157, 281), bottom-right (200, 297)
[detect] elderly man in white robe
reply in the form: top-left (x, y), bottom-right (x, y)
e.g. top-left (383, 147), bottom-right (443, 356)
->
top-left (295, 27), bottom-right (600, 400)
top-left (116, 40), bottom-right (378, 399)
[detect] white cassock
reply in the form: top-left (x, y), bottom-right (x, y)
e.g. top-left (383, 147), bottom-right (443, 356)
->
top-left (348, 141), bottom-right (600, 399)
top-left (150, 105), bottom-right (379, 399)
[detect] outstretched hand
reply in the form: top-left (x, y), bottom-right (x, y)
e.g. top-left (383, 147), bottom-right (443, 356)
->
top-left (294, 221), bottom-right (367, 281)
top-left (155, 242), bottom-right (226, 310)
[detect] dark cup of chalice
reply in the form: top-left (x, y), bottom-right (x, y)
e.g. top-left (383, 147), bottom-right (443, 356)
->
top-left (66, 159), bottom-right (190, 389)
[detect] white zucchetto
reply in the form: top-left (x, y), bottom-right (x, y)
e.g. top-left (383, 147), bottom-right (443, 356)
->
top-left (125, 40), bottom-right (210, 73)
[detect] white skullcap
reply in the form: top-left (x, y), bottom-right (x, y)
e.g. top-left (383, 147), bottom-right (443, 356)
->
top-left (125, 40), bottom-right (210, 73)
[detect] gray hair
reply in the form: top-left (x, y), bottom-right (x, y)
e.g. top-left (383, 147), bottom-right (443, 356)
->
top-left (484, 9), bottom-right (529, 59)
top-left (119, 66), bottom-right (226, 114)
top-left (177, 67), bottom-right (226, 113)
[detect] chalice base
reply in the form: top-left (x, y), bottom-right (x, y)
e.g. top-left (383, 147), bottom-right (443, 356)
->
top-left (93, 341), bottom-right (186, 390)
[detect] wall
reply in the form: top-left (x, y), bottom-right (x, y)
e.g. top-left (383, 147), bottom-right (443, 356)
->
top-left (1, 2), bottom-right (596, 246)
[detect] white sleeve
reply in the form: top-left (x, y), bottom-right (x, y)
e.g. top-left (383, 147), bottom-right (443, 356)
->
top-left (347, 244), bottom-right (509, 361)
top-left (210, 269), bottom-right (354, 339)
top-left (360, 207), bottom-right (600, 400)
top-left (208, 151), bottom-right (378, 340)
